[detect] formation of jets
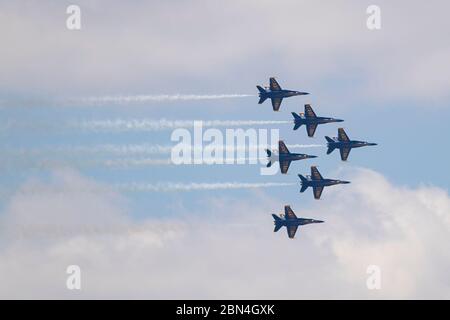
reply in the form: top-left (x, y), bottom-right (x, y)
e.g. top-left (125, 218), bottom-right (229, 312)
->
top-left (256, 77), bottom-right (377, 239)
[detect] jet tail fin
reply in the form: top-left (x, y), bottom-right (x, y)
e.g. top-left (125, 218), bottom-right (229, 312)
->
top-left (272, 214), bottom-right (283, 222)
top-left (272, 214), bottom-right (283, 232)
top-left (327, 146), bottom-right (336, 155)
top-left (292, 112), bottom-right (302, 121)
top-left (325, 137), bottom-right (336, 154)
top-left (257, 86), bottom-right (268, 104)
top-left (266, 149), bottom-right (272, 167)
top-left (274, 224), bottom-right (283, 232)
top-left (298, 174), bottom-right (308, 184)
top-left (298, 175), bottom-right (309, 193)
top-left (292, 113), bottom-right (302, 130)
top-left (257, 85), bottom-right (266, 94)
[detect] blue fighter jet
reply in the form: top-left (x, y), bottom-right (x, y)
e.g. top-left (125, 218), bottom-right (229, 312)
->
top-left (257, 77), bottom-right (309, 111)
top-left (325, 128), bottom-right (377, 161)
top-left (298, 166), bottom-right (350, 200)
top-left (292, 104), bottom-right (344, 137)
top-left (272, 205), bottom-right (324, 239)
top-left (266, 140), bottom-right (317, 174)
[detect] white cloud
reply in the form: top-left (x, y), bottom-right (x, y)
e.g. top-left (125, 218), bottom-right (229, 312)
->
top-left (0, 168), bottom-right (449, 299)
top-left (1, 1), bottom-right (450, 104)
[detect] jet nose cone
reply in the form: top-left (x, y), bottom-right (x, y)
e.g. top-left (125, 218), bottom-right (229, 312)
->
top-left (369, 143), bottom-right (378, 146)
top-left (314, 220), bottom-right (324, 223)
top-left (336, 119), bottom-right (344, 122)
top-left (308, 155), bottom-right (318, 159)
top-left (341, 181), bottom-right (351, 184)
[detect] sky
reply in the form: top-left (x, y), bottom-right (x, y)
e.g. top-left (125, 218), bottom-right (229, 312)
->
top-left (0, 0), bottom-right (449, 299)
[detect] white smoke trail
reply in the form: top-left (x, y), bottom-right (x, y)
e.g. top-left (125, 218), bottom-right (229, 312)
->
top-left (104, 157), bottom-right (266, 168)
top-left (104, 158), bottom-right (173, 168)
top-left (276, 144), bottom-right (324, 149)
top-left (0, 182), bottom-right (296, 197)
top-left (79, 94), bottom-right (254, 105)
top-left (116, 182), bottom-right (296, 192)
top-left (3, 143), bottom-right (324, 157)
top-left (0, 158), bottom-right (173, 171)
top-left (6, 144), bottom-right (173, 156)
top-left (94, 143), bottom-right (323, 155)
top-left (73, 119), bottom-right (291, 132)
top-left (2, 117), bottom-right (290, 133)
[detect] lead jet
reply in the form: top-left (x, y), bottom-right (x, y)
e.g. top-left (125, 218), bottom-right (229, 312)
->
top-left (325, 128), bottom-right (377, 161)
top-left (257, 77), bottom-right (309, 111)
top-left (266, 140), bottom-right (317, 174)
top-left (298, 166), bottom-right (350, 200)
top-left (272, 205), bottom-right (324, 239)
top-left (292, 104), bottom-right (344, 137)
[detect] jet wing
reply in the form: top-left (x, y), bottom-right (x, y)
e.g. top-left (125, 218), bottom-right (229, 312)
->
top-left (313, 186), bottom-right (324, 200)
top-left (304, 104), bottom-right (317, 118)
top-left (271, 98), bottom-right (283, 111)
top-left (258, 96), bottom-right (268, 104)
top-left (284, 205), bottom-right (297, 219)
top-left (269, 77), bottom-right (282, 91)
top-left (280, 160), bottom-right (292, 174)
top-left (338, 128), bottom-right (350, 142)
top-left (340, 147), bottom-right (351, 161)
top-left (306, 124), bottom-right (318, 137)
top-left (287, 225), bottom-right (298, 239)
top-left (278, 140), bottom-right (290, 154)
top-left (311, 166), bottom-right (323, 180)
